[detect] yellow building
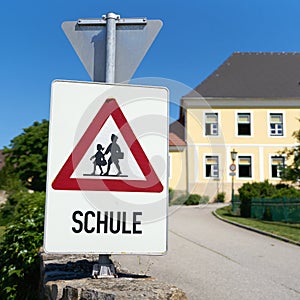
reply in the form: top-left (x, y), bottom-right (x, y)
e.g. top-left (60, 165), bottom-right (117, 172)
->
top-left (170, 52), bottom-right (300, 201)
top-left (169, 121), bottom-right (187, 194)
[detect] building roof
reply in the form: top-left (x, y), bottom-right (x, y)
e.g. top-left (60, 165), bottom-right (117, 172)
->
top-left (185, 52), bottom-right (300, 98)
top-left (169, 132), bottom-right (186, 147)
top-left (169, 118), bottom-right (186, 147)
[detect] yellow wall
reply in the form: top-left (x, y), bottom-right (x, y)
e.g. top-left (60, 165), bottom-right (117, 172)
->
top-left (186, 107), bottom-right (299, 145)
top-left (183, 106), bottom-right (300, 201)
top-left (169, 149), bottom-right (186, 191)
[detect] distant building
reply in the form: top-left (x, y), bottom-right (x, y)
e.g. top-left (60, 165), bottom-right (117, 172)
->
top-left (169, 118), bottom-right (187, 192)
top-left (169, 52), bottom-right (300, 201)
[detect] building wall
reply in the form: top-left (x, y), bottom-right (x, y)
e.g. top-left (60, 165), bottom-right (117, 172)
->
top-left (184, 104), bottom-right (300, 201)
top-left (169, 149), bottom-right (186, 192)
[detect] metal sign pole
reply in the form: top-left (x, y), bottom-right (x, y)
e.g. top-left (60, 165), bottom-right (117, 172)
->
top-left (104, 12), bottom-right (119, 83)
top-left (92, 12), bottom-right (119, 278)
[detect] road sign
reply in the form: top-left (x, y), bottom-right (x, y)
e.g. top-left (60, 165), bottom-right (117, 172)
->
top-left (52, 98), bottom-right (163, 193)
top-left (229, 163), bottom-right (236, 172)
top-left (62, 17), bottom-right (163, 82)
top-left (44, 80), bottom-right (169, 254)
top-left (229, 172), bottom-right (236, 176)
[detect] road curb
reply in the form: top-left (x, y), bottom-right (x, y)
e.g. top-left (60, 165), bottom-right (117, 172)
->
top-left (212, 210), bottom-right (300, 247)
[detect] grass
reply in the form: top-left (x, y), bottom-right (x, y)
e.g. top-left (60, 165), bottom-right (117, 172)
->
top-left (216, 205), bottom-right (300, 244)
top-left (0, 226), bottom-right (5, 243)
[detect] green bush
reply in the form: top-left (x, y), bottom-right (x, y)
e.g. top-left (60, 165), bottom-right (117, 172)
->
top-left (170, 193), bottom-right (189, 205)
top-left (0, 187), bottom-right (28, 226)
top-left (199, 195), bottom-right (210, 204)
top-left (185, 194), bottom-right (201, 205)
top-left (272, 185), bottom-right (300, 199)
top-left (0, 202), bottom-right (15, 226)
top-left (275, 183), bottom-right (290, 190)
top-left (169, 188), bottom-right (175, 201)
top-left (238, 181), bottom-right (300, 218)
top-left (215, 192), bottom-right (225, 203)
top-left (238, 181), bottom-right (276, 217)
top-left (0, 191), bottom-right (45, 300)
top-left (0, 164), bottom-right (24, 193)
top-left (0, 226), bottom-right (5, 243)
top-left (170, 193), bottom-right (209, 206)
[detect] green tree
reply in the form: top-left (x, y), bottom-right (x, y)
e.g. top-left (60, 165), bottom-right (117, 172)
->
top-left (0, 163), bottom-right (24, 194)
top-left (0, 191), bottom-right (45, 299)
top-left (3, 120), bottom-right (49, 192)
top-left (280, 123), bottom-right (300, 185)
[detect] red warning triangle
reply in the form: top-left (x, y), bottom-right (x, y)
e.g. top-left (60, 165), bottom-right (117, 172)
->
top-left (52, 98), bottom-right (163, 193)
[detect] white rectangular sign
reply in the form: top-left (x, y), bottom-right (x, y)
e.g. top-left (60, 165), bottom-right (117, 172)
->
top-left (44, 80), bottom-right (169, 254)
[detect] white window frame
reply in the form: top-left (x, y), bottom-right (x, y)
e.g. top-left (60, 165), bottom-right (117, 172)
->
top-left (268, 111), bottom-right (285, 138)
top-left (204, 154), bottom-right (220, 179)
top-left (237, 154), bottom-right (254, 179)
top-left (269, 154), bottom-right (285, 179)
top-left (235, 111), bottom-right (253, 137)
top-left (203, 111), bottom-right (220, 137)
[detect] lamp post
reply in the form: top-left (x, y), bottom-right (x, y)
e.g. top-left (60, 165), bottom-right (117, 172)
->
top-left (230, 149), bottom-right (238, 211)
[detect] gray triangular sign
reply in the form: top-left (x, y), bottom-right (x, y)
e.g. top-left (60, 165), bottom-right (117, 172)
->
top-left (62, 20), bottom-right (163, 83)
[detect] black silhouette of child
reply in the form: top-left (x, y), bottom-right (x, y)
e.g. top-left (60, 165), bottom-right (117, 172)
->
top-left (90, 144), bottom-right (107, 175)
top-left (104, 134), bottom-right (123, 176)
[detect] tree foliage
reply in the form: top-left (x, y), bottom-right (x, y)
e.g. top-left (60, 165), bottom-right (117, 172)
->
top-left (280, 123), bottom-right (300, 184)
top-left (0, 191), bottom-right (45, 300)
top-left (0, 163), bottom-right (24, 194)
top-left (2, 120), bottom-right (49, 192)
top-left (0, 120), bottom-right (48, 298)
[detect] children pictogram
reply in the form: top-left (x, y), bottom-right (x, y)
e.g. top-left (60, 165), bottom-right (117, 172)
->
top-left (51, 97), bottom-right (163, 193)
top-left (90, 144), bottom-right (107, 175)
top-left (104, 134), bottom-right (124, 176)
top-left (88, 134), bottom-right (126, 177)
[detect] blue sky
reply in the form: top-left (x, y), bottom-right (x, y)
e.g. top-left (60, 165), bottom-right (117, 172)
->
top-left (1, 0), bottom-right (300, 148)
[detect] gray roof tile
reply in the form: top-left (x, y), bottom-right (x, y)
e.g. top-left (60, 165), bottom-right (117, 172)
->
top-left (186, 52), bottom-right (300, 98)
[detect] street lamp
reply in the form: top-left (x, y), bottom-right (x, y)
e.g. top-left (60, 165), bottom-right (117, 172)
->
top-left (231, 149), bottom-right (237, 163)
top-left (230, 149), bottom-right (238, 211)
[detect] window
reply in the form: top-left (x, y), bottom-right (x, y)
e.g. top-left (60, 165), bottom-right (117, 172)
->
top-left (205, 156), bottom-right (219, 178)
top-left (271, 156), bottom-right (284, 178)
top-left (270, 113), bottom-right (283, 136)
top-left (205, 113), bottom-right (218, 136)
top-left (238, 156), bottom-right (252, 178)
top-left (237, 113), bottom-right (251, 136)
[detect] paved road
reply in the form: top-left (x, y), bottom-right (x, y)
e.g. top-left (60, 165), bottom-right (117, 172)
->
top-left (114, 204), bottom-right (300, 300)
